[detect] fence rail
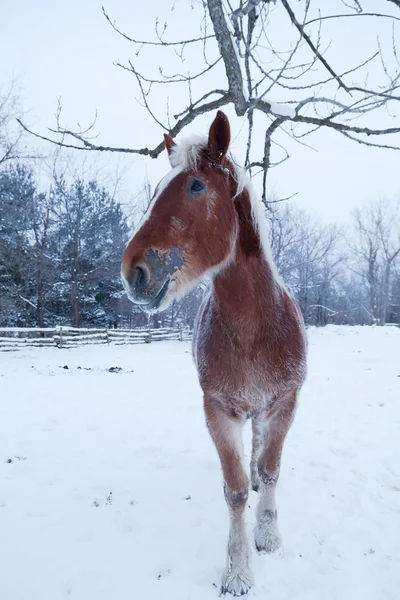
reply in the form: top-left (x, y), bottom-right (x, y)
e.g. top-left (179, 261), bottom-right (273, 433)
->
top-left (0, 326), bottom-right (192, 351)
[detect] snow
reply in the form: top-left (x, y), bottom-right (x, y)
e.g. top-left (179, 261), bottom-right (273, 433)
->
top-left (264, 98), bottom-right (296, 119)
top-left (1, 325), bottom-right (399, 600)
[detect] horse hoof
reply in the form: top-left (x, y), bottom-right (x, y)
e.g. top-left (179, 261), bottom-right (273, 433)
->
top-left (254, 528), bottom-right (283, 556)
top-left (221, 567), bottom-right (253, 596)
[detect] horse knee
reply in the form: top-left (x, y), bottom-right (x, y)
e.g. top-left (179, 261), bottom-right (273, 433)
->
top-left (257, 465), bottom-right (279, 487)
top-left (224, 483), bottom-right (249, 509)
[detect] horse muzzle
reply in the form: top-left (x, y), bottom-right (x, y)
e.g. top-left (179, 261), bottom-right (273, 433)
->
top-left (122, 262), bottom-right (170, 312)
top-left (122, 245), bottom-right (187, 312)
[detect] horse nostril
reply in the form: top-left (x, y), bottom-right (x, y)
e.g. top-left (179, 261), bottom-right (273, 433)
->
top-left (133, 265), bottom-right (147, 292)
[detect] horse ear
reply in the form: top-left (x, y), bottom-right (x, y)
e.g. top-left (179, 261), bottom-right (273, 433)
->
top-left (164, 134), bottom-right (176, 164)
top-left (207, 111), bottom-right (231, 163)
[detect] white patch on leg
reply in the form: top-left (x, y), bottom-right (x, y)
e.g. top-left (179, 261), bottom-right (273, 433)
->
top-left (221, 512), bottom-right (253, 596)
top-left (221, 496), bottom-right (253, 596)
top-left (254, 483), bottom-right (283, 556)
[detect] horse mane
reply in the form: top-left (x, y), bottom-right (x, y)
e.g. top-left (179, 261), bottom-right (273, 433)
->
top-left (170, 133), bottom-right (285, 289)
top-left (168, 134), bottom-right (209, 171)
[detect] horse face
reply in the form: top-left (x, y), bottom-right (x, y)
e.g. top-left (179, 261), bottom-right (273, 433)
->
top-left (121, 112), bottom-right (238, 312)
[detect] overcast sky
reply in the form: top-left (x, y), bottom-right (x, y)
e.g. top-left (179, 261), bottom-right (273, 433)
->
top-left (1, 0), bottom-right (399, 222)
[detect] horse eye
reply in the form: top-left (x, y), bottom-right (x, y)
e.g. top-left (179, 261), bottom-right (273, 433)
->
top-left (190, 180), bottom-right (204, 193)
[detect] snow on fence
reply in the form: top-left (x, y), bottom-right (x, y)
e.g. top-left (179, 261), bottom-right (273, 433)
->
top-left (0, 326), bottom-right (192, 351)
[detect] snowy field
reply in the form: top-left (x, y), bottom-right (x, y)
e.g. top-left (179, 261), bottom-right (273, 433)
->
top-left (1, 326), bottom-right (399, 600)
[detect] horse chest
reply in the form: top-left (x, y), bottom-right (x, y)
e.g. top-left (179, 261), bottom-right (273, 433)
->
top-left (193, 289), bottom-right (305, 414)
top-left (194, 327), bottom-right (278, 412)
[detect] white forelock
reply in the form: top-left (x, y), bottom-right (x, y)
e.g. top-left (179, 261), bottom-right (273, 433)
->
top-left (169, 132), bottom-right (246, 194)
top-left (169, 134), bottom-right (208, 170)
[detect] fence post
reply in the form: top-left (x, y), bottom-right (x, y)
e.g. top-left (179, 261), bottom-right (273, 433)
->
top-left (58, 326), bottom-right (63, 349)
top-left (105, 328), bottom-right (109, 344)
top-left (179, 324), bottom-right (183, 342)
top-left (146, 325), bottom-right (152, 344)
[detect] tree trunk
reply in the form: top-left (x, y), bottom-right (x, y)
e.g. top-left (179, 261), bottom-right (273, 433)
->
top-left (367, 256), bottom-right (378, 324)
top-left (71, 226), bottom-right (80, 327)
top-left (36, 262), bottom-right (45, 327)
top-left (36, 209), bottom-right (50, 328)
top-left (206, 0), bottom-right (247, 115)
top-left (381, 263), bottom-right (391, 326)
top-left (71, 279), bottom-right (80, 327)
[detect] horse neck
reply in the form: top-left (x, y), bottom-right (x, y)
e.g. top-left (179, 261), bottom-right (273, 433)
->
top-left (212, 186), bottom-right (282, 334)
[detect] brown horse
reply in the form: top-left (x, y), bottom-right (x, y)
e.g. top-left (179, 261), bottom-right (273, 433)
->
top-left (121, 111), bottom-right (307, 596)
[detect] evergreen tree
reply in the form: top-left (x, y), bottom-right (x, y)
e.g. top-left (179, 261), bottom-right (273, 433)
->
top-left (0, 164), bottom-right (36, 325)
top-left (50, 177), bottom-right (129, 326)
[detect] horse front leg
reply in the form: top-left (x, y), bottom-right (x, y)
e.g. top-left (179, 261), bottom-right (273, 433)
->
top-left (254, 388), bottom-right (298, 555)
top-left (204, 395), bottom-right (253, 597)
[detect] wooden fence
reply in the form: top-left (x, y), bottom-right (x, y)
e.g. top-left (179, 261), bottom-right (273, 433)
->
top-left (0, 326), bottom-right (192, 351)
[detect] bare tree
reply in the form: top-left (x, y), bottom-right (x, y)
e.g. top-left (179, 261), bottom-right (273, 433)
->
top-left (348, 198), bottom-right (400, 324)
top-left (18, 1), bottom-right (400, 203)
top-left (269, 201), bottom-right (343, 324)
top-left (0, 81), bottom-right (24, 166)
top-left (391, 260), bottom-right (400, 323)
top-left (349, 204), bottom-right (382, 323)
top-left (375, 199), bottom-right (400, 324)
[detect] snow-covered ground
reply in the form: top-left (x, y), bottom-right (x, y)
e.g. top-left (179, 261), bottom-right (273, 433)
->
top-left (1, 326), bottom-right (399, 600)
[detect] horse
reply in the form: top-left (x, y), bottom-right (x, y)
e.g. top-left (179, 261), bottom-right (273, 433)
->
top-left (121, 111), bottom-right (307, 596)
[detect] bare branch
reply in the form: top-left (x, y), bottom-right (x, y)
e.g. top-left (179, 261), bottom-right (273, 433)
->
top-left (102, 6), bottom-right (214, 47)
top-left (173, 89), bottom-right (228, 119)
top-left (231, 0), bottom-right (264, 39)
top-left (293, 114), bottom-right (400, 140)
top-left (16, 92), bottom-right (232, 159)
top-left (260, 116), bottom-right (287, 203)
top-left (305, 13), bottom-right (400, 26)
top-left (115, 56), bottom-right (221, 85)
top-left (17, 0), bottom-right (400, 189)
top-left (280, 0), bottom-right (351, 92)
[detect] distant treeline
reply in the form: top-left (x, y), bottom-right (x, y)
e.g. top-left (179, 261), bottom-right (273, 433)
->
top-left (1, 162), bottom-right (399, 329)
